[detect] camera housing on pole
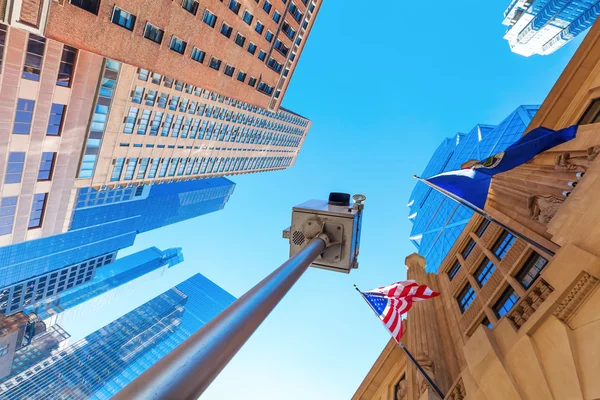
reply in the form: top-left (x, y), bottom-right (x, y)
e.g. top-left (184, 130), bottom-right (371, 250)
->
top-left (283, 192), bottom-right (365, 273)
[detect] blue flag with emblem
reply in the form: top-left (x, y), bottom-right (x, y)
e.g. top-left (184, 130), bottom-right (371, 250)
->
top-left (422, 125), bottom-right (578, 210)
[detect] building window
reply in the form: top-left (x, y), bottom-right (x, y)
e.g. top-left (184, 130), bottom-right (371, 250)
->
top-left (111, 158), bottom-right (125, 181)
top-left (228, 0), bottom-right (241, 14)
top-left (23, 34), bottom-right (46, 81)
top-left (191, 47), bottom-right (206, 63)
top-left (515, 253), bottom-right (548, 289)
top-left (132, 86), bottom-right (144, 103)
top-left (235, 33), bottom-right (246, 47)
top-left (209, 57), bottom-right (222, 71)
top-left (182, 0), bottom-right (198, 15)
top-left (457, 284), bottom-right (476, 313)
top-left (461, 239), bottom-right (476, 259)
top-left (124, 158), bottom-right (137, 180)
top-left (258, 50), bottom-right (267, 61)
top-left (220, 23), bottom-right (233, 38)
top-left (203, 10), bottom-right (217, 28)
top-left (152, 72), bottom-right (162, 84)
top-left (5, 152), bottom-right (25, 184)
top-left (169, 36), bottom-right (187, 54)
top-left (146, 89), bottom-right (157, 106)
top-left (123, 107), bottom-right (139, 133)
top-left (447, 260), bottom-right (461, 281)
top-left (265, 30), bottom-right (274, 42)
top-left (138, 110), bottom-right (151, 134)
top-left (138, 68), bottom-right (149, 81)
top-left (28, 193), bottom-right (47, 229)
top-left (243, 10), bottom-right (253, 24)
top-left (578, 98), bottom-right (600, 125)
top-left (262, 0), bottom-right (272, 14)
top-left (70, 0), bottom-right (100, 14)
top-left (0, 344), bottom-right (8, 358)
top-left (474, 258), bottom-right (495, 287)
top-left (248, 77), bottom-right (257, 87)
top-left (247, 43), bottom-right (257, 56)
top-left (57, 45), bottom-right (76, 87)
top-left (144, 23), bottom-right (164, 44)
top-left (255, 21), bottom-right (264, 34)
top-left (0, 197), bottom-right (17, 236)
top-left (273, 10), bottom-right (281, 23)
top-left (267, 57), bottom-right (282, 72)
top-left (37, 152), bottom-right (56, 181)
top-left (475, 219), bottom-right (490, 237)
top-left (493, 287), bottom-right (520, 319)
top-left (47, 103), bottom-right (65, 136)
top-left (237, 71), bottom-right (247, 82)
top-left (274, 39), bottom-right (289, 56)
top-left (111, 7), bottom-right (136, 31)
top-left (257, 81), bottom-right (273, 95)
top-left (0, 24), bottom-right (6, 72)
top-left (492, 232), bottom-right (516, 261)
top-left (481, 317), bottom-right (492, 329)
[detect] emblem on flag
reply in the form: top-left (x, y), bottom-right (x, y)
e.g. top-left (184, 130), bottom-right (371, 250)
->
top-left (357, 281), bottom-right (439, 342)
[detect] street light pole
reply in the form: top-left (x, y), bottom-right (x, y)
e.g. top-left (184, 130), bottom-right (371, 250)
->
top-left (113, 237), bottom-right (327, 400)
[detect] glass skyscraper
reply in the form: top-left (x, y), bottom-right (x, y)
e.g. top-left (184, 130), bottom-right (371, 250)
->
top-left (503, 0), bottom-right (600, 56)
top-left (408, 105), bottom-right (539, 273)
top-left (0, 273), bottom-right (235, 399)
top-left (0, 178), bottom-right (235, 292)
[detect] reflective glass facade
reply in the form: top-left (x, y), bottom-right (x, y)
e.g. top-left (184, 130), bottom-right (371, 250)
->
top-left (408, 105), bottom-right (539, 273)
top-left (503, 0), bottom-right (600, 56)
top-left (0, 274), bottom-right (235, 399)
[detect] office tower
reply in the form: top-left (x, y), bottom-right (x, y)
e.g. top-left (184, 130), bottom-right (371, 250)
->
top-left (42, 0), bottom-right (322, 111)
top-left (0, 273), bottom-right (236, 399)
top-left (0, 24), bottom-right (104, 247)
top-left (503, 0), bottom-right (600, 56)
top-left (73, 59), bottom-right (311, 188)
top-left (355, 19), bottom-right (600, 400)
top-left (28, 247), bottom-right (184, 336)
top-left (0, 177), bottom-right (234, 291)
top-left (408, 105), bottom-right (539, 273)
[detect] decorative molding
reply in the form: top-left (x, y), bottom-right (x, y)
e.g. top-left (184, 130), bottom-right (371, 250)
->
top-left (445, 377), bottom-right (465, 400)
top-left (509, 279), bottom-right (554, 329)
top-left (553, 272), bottom-right (599, 323)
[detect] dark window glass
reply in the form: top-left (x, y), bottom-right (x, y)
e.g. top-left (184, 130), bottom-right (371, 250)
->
top-left (28, 193), bottom-right (47, 229)
top-left (13, 99), bottom-right (35, 135)
top-left (457, 284), bottom-right (476, 313)
top-left (273, 10), bottom-right (281, 23)
top-left (263, 0), bottom-right (272, 14)
top-left (265, 30), bottom-right (274, 42)
top-left (515, 253), bottom-right (548, 289)
top-left (258, 50), bottom-right (267, 61)
top-left (203, 10), bottom-right (217, 27)
top-left (243, 10), bottom-right (254, 24)
top-left (491, 232), bottom-right (516, 261)
top-left (111, 158), bottom-right (125, 181)
top-left (493, 287), bottom-right (520, 319)
top-left (111, 7), bottom-right (136, 31)
top-left (235, 33), bottom-right (246, 47)
top-left (462, 239), bottom-right (476, 259)
top-left (0, 24), bottom-right (6, 72)
top-left (5, 152), bottom-right (25, 184)
top-left (257, 81), bottom-right (273, 95)
top-left (220, 23), bottom-right (233, 38)
top-left (578, 98), bottom-right (600, 125)
top-left (144, 23), bottom-right (164, 44)
top-left (169, 37), bottom-right (187, 54)
top-left (209, 57), bottom-right (222, 71)
top-left (23, 34), bottom-right (45, 81)
top-left (47, 103), bottom-right (65, 136)
top-left (248, 42), bottom-right (257, 55)
top-left (57, 45), bottom-right (76, 87)
top-left (447, 260), bottom-right (461, 280)
top-left (182, 0), bottom-right (199, 15)
top-left (481, 317), bottom-right (492, 329)
top-left (267, 57), bottom-right (282, 72)
top-left (255, 21), bottom-right (264, 34)
top-left (274, 39), bottom-right (289, 56)
top-left (38, 152), bottom-right (56, 181)
top-left (191, 48), bottom-right (206, 63)
top-left (475, 219), bottom-right (490, 237)
top-left (474, 258), bottom-right (495, 287)
top-left (248, 77), bottom-right (257, 87)
top-left (228, 0), bottom-right (241, 14)
top-left (237, 71), bottom-right (247, 82)
top-left (70, 0), bottom-right (100, 14)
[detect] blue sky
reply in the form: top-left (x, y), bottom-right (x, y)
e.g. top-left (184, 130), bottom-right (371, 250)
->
top-left (120, 1), bottom-right (584, 398)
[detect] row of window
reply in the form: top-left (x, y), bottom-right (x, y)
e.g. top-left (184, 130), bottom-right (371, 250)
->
top-left (136, 68), bottom-right (308, 128)
top-left (111, 155), bottom-right (292, 181)
top-left (12, 99), bottom-right (66, 136)
top-left (5, 151), bottom-right (56, 184)
top-left (18, 32), bottom-right (77, 87)
top-left (0, 193), bottom-right (48, 236)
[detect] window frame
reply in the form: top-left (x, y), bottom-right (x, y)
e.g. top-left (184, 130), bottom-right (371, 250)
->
top-left (28, 193), bottom-right (48, 230)
top-left (111, 6), bottom-right (136, 31)
top-left (37, 152), bottom-right (56, 181)
top-left (143, 23), bottom-right (164, 44)
top-left (457, 284), bottom-right (476, 313)
top-left (492, 286), bottom-right (520, 319)
top-left (515, 253), bottom-right (548, 290)
top-left (169, 36), bottom-right (187, 55)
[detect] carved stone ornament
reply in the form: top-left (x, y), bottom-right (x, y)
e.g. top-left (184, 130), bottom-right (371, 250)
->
top-left (527, 195), bottom-right (564, 224)
top-left (415, 352), bottom-right (435, 394)
top-left (554, 146), bottom-right (600, 172)
top-left (446, 378), bottom-right (466, 400)
top-left (553, 272), bottom-right (599, 324)
top-left (396, 376), bottom-right (407, 400)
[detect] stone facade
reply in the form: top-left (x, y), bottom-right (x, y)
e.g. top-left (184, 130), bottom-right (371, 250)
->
top-left (353, 17), bottom-right (600, 400)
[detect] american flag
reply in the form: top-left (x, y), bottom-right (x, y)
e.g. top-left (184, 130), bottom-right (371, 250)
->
top-left (360, 281), bottom-right (439, 342)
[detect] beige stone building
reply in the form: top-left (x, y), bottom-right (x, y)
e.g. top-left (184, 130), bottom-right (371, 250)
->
top-left (353, 18), bottom-right (600, 400)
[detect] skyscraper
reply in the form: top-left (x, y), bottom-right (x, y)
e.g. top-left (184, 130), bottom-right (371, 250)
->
top-left (0, 273), bottom-right (236, 399)
top-left (503, 0), bottom-right (600, 56)
top-left (408, 105), bottom-right (539, 273)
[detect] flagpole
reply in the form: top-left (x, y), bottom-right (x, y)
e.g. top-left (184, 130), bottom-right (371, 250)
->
top-left (354, 286), bottom-right (445, 399)
top-left (414, 175), bottom-right (556, 257)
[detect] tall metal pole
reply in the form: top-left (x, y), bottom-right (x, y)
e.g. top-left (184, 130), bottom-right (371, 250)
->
top-left (114, 237), bottom-right (327, 400)
top-left (355, 287), bottom-right (445, 399)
